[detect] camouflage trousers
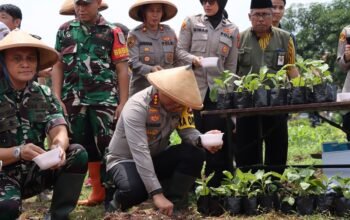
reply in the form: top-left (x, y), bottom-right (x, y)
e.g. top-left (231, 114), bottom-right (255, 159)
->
top-left (0, 144), bottom-right (88, 220)
top-left (65, 105), bottom-right (116, 161)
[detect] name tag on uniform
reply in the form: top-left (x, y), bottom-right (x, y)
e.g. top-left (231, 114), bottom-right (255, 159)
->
top-left (277, 51), bottom-right (286, 66)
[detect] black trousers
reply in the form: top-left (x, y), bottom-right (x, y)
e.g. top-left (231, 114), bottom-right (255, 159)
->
top-left (107, 143), bottom-right (205, 210)
top-left (194, 92), bottom-right (235, 187)
top-left (235, 114), bottom-right (288, 173)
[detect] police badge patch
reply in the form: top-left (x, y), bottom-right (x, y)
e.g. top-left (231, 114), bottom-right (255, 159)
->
top-left (127, 35), bottom-right (136, 48)
top-left (118, 31), bottom-right (126, 45)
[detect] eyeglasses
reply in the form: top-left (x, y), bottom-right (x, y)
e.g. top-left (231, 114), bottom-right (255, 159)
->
top-left (251, 13), bottom-right (272, 19)
top-left (202, 0), bottom-right (217, 6)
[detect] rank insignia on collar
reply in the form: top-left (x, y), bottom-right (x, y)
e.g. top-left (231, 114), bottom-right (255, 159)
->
top-left (152, 93), bottom-right (159, 105)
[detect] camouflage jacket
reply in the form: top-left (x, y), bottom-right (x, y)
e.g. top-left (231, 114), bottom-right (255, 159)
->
top-left (55, 14), bottom-right (129, 106)
top-left (0, 77), bottom-right (66, 151)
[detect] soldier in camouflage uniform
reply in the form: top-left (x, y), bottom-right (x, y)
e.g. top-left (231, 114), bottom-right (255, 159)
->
top-left (51, 0), bottom-right (129, 206)
top-left (127, 0), bottom-right (178, 96)
top-left (0, 29), bottom-right (88, 220)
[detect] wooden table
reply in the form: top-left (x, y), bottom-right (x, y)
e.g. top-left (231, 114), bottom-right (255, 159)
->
top-left (200, 101), bottom-right (350, 170)
top-left (201, 101), bottom-right (350, 117)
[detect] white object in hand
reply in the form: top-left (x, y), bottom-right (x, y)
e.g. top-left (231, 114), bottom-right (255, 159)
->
top-left (32, 148), bottom-right (61, 170)
top-left (199, 133), bottom-right (224, 148)
top-left (200, 57), bottom-right (219, 70)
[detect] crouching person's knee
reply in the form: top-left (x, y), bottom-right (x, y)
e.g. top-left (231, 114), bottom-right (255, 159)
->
top-left (63, 144), bottom-right (88, 174)
top-left (0, 200), bottom-right (21, 220)
top-left (108, 162), bottom-right (148, 211)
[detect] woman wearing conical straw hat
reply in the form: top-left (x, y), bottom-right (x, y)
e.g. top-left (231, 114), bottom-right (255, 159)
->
top-left (127, 0), bottom-right (180, 96)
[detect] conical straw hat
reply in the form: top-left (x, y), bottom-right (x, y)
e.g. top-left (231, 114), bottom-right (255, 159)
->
top-left (0, 29), bottom-right (58, 71)
top-left (147, 66), bottom-right (203, 110)
top-left (59, 0), bottom-right (109, 15)
top-left (129, 0), bottom-right (177, 22)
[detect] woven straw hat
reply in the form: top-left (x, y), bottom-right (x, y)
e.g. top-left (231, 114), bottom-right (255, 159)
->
top-left (59, 0), bottom-right (109, 15)
top-left (147, 66), bottom-right (203, 110)
top-left (0, 29), bottom-right (58, 71)
top-left (129, 0), bottom-right (177, 22)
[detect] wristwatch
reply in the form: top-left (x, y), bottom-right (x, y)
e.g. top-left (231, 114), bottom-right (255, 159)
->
top-left (13, 144), bottom-right (24, 159)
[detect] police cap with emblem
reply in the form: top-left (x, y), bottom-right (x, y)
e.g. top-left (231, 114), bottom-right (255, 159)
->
top-left (129, 0), bottom-right (177, 22)
top-left (250, 0), bottom-right (273, 9)
top-left (146, 66), bottom-right (203, 110)
top-left (0, 29), bottom-right (58, 71)
top-left (60, 0), bottom-right (109, 15)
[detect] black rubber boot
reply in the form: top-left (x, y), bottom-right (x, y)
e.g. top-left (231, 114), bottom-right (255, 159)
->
top-left (47, 173), bottom-right (85, 220)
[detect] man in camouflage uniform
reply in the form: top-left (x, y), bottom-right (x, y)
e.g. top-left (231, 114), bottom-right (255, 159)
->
top-left (51, 0), bottom-right (129, 206)
top-left (0, 29), bottom-right (88, 220)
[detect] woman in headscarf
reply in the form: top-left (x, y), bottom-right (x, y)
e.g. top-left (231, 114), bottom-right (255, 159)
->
top-left (177, 0), bottom-right (239, 186)
top-left (127, 0), bottom-right (178, 96)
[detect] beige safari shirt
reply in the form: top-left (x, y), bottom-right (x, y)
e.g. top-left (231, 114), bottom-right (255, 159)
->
top-left (337, 26), bottom-right (350, 92)
top-left (128, 24), bottom-right (178, 96)
top-left (106, 86), bottom-right (201, 194)
top-left (177, 14), bottom-right (239, 100)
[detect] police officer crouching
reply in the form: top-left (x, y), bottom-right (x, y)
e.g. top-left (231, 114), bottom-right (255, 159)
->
top-left (0, 29), bottom-right (88, 220)
top-left (106, 66), bottom-right (223, 216)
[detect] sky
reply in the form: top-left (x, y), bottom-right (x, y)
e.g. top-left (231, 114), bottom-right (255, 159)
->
top-left (1, 0), bottom-right (332, 47)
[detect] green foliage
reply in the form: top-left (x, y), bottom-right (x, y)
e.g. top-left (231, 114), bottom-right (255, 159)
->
top-left (291, 57), bottom-right (333, 89)
top-left (277, 167), bottom-right (324, 205)
top-left (209, 70), bottom-right (238, 102)
top-left (253, 170), bottom-right (279, 196)
top-left (195, 161), bottom-right (215, 197)
top-left (233, 66), bottom-right (276, 93)
top-left (329, 176), bottom-right (350, 199)
top-left (287, 118), bottom-right (346, 165)
top-left (283, 0), bottom-right (350, 87)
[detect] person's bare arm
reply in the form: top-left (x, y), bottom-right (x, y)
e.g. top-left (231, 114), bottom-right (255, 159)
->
top-left (114, 61), bottom-right (129, 120)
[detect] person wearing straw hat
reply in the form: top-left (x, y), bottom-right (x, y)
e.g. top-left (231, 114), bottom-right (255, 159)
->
top-left (127, 0), bottom-right (180, 96)
top-left (0, 29), bottom-right (88, 220)
top-left (235, 0), bottom-right (298, 174)
top-left (176, 0), bottom-right (239, 187)
top-left (51, 0), bottom-right (130, 207)
top-left (106, 66), bottom-right (223, 215)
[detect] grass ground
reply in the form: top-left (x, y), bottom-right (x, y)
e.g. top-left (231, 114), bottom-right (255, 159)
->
top-left (21, 117), bottom-right (348, 219)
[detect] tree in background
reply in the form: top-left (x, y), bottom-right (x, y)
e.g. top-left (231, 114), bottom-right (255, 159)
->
top-left (282, 0), bottom-right (350, 86)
